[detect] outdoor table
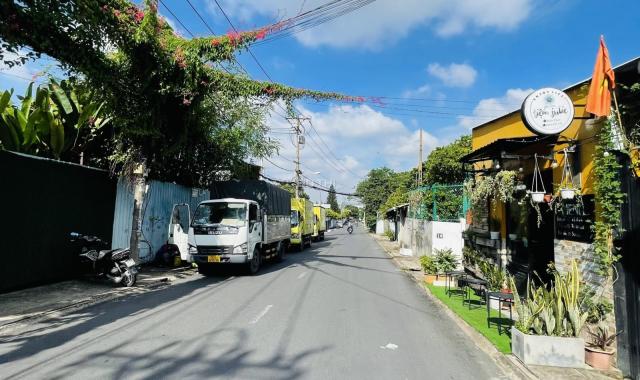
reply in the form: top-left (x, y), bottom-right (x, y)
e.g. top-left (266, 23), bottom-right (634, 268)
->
top-left (444, 270), bottom-right (467, 298)
top-left (486, 291), bottom-right (514, 335)
top-left (461, 278), bottom-right (487, 310)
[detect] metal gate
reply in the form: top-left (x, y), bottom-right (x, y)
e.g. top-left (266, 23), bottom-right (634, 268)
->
top-left (615, 153), bottom-right (640, 380)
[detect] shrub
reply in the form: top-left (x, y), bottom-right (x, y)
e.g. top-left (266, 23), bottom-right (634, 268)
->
top-left (384, 230), bottom-right (395, 241)
top-left (479, 261), bottom-right (506, 291)
top-left (420, 255), bottom-right (437, 274)
top-left (433, 248), bottom-right (457, 274)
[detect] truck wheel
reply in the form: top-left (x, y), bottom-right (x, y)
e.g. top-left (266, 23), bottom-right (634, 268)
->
top-left (297, 242), bottom-right (304, 252)
top-left (247, 249), bottom-right (261, 275)
top-left (275, 243), bottom-right (285, 262)
top-left (307, 237), bottom-right (312, 248)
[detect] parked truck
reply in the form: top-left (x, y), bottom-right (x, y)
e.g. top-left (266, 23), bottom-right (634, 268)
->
top-left (188, 180), bottom-right (291, 275)
top-left (290, 197), bottom-right (314, 251)
top-left (312, 204), bottom-right (327, 241)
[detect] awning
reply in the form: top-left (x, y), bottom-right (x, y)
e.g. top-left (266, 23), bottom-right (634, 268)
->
top-left (385, 203), bottom-right (409, 217)
top-left (460, 135), bottom-right (563, 164)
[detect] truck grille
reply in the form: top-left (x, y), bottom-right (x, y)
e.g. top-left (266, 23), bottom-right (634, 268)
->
top-left (197, 245), bottom-right (232, 255)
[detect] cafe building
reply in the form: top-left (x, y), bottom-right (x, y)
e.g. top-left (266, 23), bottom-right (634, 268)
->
top-left (461, 57), bottom-right (640, 378)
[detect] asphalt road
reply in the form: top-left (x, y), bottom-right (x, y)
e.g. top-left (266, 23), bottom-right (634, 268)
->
top-left (0, 227), bottom-right (503, 379)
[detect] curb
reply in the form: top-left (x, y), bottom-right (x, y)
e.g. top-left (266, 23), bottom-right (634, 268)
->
top-left (370, 234), bottom-right (537, 380)
top-left (0, 268), bottom-right (196, 331)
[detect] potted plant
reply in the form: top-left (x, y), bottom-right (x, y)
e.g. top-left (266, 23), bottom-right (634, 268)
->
top-left (585, 322), bottom-right (621, 370)
top-left (510, 261), bottom-right (588, 368)
top-left (530, 154), bottom-right (547, 203)
top-left (420, 255), bottom-right (438, 284)
top-left (560, 185), bottom-right (576, 200)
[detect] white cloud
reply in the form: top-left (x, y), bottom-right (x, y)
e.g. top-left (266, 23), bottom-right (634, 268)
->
top-left (427, 63), bottom-right (477, 88)
top-left (458, 88), bottom-right (533, 129)
top-left (209, 0), bottom-right (533, 49)
top-left (261, 103), bottom-right (439, 203)
top-left (402, 84), bottom-right (431, 98)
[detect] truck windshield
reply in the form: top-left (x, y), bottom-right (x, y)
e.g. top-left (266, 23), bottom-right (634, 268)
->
top-left (192, 202), bottom-right (247, 227)
top-left (291, 210), bottom-right (300, 227)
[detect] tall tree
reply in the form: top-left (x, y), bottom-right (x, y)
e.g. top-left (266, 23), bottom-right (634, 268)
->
top-left (422, 135), bottom-right (471, 185)
top-left (356, 167), bottom-right (397, 230)
top-left (327, 184), bottom-right (339, 212)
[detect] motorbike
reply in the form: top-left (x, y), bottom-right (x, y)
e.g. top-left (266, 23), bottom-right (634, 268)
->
top-left (70, 232), bottom-right (138, 287)
top-left (347, 225), bottom-right (353, 234)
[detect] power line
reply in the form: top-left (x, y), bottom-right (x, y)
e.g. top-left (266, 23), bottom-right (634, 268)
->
top-left (159, 0), bottom-right (196, 38)
top-left (260, 173), bottom-right (358, 197)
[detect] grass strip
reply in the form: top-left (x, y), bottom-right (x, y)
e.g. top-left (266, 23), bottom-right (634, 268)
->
top-left (425, 282), bottom-right (512, 353)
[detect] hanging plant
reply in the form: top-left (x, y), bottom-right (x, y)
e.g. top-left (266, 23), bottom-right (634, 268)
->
top-left (530, 153), bottom-right (547, 203)
top-left (592, 118), bottom-right (625, 277)
top-left (466, 170), bottom-right (517, 220)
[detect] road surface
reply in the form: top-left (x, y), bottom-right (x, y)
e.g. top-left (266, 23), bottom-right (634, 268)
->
top-left (0, 227), bottom-right (503, 379)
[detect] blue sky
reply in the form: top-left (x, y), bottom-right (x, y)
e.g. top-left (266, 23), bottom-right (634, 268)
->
top-left (2, 0), bottom-right (640, 204)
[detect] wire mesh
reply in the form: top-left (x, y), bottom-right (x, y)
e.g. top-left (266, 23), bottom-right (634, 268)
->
top-left (408, 184), bottom-right (467, 222)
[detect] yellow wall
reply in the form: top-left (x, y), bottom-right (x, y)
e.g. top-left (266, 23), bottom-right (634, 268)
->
top-left (471, 84), bottom-right (596, 233)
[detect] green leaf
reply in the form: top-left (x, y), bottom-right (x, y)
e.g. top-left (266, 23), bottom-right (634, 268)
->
top-left (49, 118), bottom-right (64, 158)
top-left (20, 82), bottom-right (34, 115)
top-left (49, 81), bottom-right (73, 114)
top-left (0, 113), bottom-right (20, 151)
top-left (0, 90), bottom-right (13, 113)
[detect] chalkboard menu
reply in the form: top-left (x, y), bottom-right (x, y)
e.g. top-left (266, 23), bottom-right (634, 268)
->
top-left (555, 195), bottom-right (595, 242)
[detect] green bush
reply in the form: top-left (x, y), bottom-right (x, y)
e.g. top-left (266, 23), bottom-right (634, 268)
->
top-left (479, 261), bottom-right (506, 291)
top-left (384, 230), bottom-right (395, 241)
top-left (420, 255), bottom-right (437, 274)
top-left (462, 246), bottom-right (479, 267)
top-left (433, 248), bottom-right (458, 274)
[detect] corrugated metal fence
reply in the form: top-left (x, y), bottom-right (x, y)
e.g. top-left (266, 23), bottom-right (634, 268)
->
top-left (111, 179), bottom-right (209, 263)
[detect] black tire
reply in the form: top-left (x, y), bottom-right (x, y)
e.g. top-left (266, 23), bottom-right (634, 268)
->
top-left (307, 237), bottom-right (312, 248)
top-left (297, 241), bottom-right (304, 252)
top-left (247, 249), bottom-right (261, 275)
top-left (275, 243), bottom-right (285, 262)
top-left (121, 270), bottom-right (136, 287)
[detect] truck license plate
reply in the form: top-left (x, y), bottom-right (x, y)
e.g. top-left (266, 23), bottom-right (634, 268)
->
top-left (207, 255), bottom-right (220, 263)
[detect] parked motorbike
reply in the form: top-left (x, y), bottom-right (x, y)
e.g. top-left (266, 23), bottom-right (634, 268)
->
top-left (70, 232), bottom-right (138, 287)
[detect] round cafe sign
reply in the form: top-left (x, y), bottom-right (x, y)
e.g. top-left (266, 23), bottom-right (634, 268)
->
top-left (521, 88), bottom-right (574, 135)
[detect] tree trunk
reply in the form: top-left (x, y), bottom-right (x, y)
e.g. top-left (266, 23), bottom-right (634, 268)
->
top-left (129, 163), bottom-right (147, 262)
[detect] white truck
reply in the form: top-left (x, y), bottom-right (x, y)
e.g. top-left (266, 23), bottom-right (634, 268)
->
top-left (188, 180), bottom-right (291, 275)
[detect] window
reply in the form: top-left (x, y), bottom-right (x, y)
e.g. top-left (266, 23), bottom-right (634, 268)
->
top-left (249, 204), bottom-right (258, 222)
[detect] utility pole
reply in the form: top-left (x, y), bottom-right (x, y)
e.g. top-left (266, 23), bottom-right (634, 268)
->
top-left (287, 116), bottom-right (310, 199)
top-left (418, 128), bottom-right (423, 186)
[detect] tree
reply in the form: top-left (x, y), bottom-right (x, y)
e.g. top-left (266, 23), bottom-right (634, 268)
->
top-left (356, 167), bottom-right (398, 230)
top-left (0, 0), bottom-right (345, 184)
top-left (327, 184), bottom-right (339, 212)
top-left (343, 204), bottom-right (361, 219)
top-left (280, 183), bottom-right (310, 200)
top-left (422, 135), bottom-right (471, 185)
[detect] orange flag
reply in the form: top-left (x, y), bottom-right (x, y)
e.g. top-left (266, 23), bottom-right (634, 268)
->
top-left (585, 36), bottom-right (616, 117)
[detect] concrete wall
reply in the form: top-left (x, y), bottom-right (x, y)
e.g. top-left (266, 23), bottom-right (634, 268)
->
top-left (396, 218), bottom-right (464, 263)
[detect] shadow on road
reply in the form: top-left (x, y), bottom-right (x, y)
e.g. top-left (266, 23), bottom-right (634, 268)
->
top-left (0, 227), bottom-right (415, 379)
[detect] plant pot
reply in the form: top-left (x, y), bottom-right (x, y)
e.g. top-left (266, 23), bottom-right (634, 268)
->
top-left (560, 188), bottom-right (575, 200)
top-left (585, 347), bottom-right (614, 370)
top-left (531, 192), bottom-right (545, 203)
top-left (511, 327), bottom-right (585, 368)
top-left (490, 231), bottom-right (500, 240)
top-left (544, 194), bottom-right (553, 203)
top-left (424, 274), bottom-right (438, 284)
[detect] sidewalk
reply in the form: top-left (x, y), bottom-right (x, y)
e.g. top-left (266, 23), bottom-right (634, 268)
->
top-left (0, 265), bottom-right (197, 330)
top-left (370, 233), bottom-right (622, 380)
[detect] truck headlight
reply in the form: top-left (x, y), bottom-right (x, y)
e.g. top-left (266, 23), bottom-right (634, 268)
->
top-left (232, 243), bottom-right (248, 254)
top-left (188, 244), bottom-right (198, 254)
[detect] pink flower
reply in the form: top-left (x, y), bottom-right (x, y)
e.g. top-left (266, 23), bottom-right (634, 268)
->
top-left (211, 38), bottom-right (220, 46)
top-left (255, 28), bottom-right (267, 40)
top-left (134, 10), bottom-right (144, 23)
top-left (113, 9), bottom-right (121, 17)
top-left (227, 30), bottom-right (241, 46)
top-left (101, 5), bottom-right (109, 12)
top-left (183, 98), bottom-right (191, 106)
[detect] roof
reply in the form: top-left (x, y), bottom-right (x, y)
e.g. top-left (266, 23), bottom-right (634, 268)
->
top-left (460, 135), bottom-right (561, 163)
top-left (471, 56), bottom-right (640, 132)
top-left (385, 203), bottom-right (409, 214)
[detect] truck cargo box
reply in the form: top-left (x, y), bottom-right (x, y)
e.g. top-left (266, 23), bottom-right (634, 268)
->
top-left (210, 180), bottom-right (291, 216)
